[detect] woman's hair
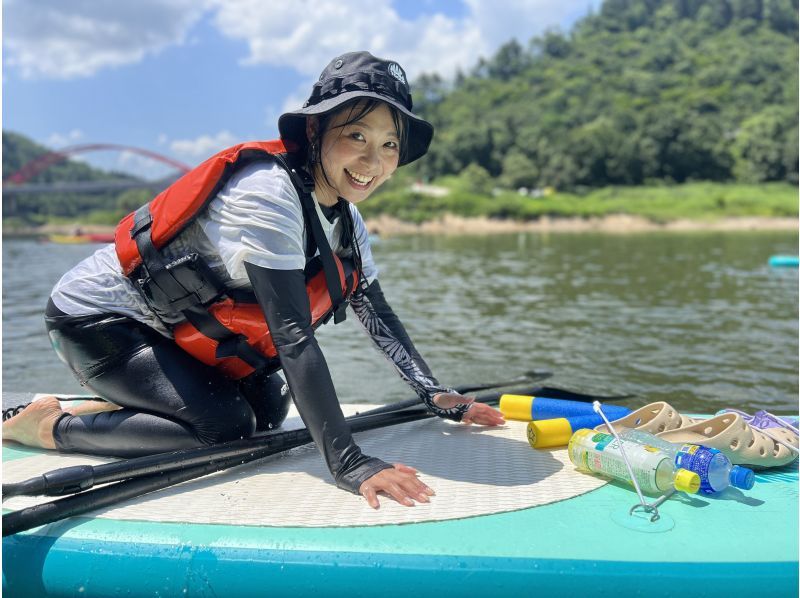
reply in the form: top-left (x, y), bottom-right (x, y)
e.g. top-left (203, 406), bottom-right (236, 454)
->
top-left (305, 98), bottom-right (409, 189)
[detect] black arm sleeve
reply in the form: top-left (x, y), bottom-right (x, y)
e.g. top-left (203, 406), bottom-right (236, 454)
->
top-left (350, 279), bottom-right (470, 421)
top-left (244, 261), bottom-right (392, 494)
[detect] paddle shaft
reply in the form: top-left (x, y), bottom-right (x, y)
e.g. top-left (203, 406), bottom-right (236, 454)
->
top-left (3, 404), bottom-right (433, 499)
top-left (6, 385), bottom-right (531, 500)
top-left (2, 383), bottom-right (630, 500)
top-left (2, 406), bottom-right (436, 536)
top-left (2, 384), bottom-right (634, 536)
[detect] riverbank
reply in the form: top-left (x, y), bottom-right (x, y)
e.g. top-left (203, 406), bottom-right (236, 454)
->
top-left (366, 214), bottom-right (798, 236)
top-left (5, 182), bottom-right (796, 238)
top-left (5, 214), bottom-right (797, 240)
top-left (2, 223), bottom-right (119, 240)
top-left (358, 181), bottom-right (798, 227)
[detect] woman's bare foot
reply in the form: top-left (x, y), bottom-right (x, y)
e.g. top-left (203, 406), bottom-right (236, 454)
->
top-left (2, 396), bottom-right (63, 449)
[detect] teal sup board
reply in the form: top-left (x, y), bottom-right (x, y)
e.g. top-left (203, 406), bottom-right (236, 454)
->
top-left (3, 397), bottom-right (798, 597)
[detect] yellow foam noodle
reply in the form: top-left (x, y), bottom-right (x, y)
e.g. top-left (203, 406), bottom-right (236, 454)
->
top-left (499, 394), bottom-right (534, 421)
top-left (527, 418), bottom-right (574, 449)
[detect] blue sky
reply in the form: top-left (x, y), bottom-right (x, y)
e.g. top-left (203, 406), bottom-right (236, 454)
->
top-left (3, 0), bottom-right (597, 178)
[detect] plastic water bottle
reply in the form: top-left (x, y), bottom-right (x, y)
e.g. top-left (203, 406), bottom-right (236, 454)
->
top-left (568, 429), bottom-right (701, 495)
top-left (614, 427), bottom-right (755, 494)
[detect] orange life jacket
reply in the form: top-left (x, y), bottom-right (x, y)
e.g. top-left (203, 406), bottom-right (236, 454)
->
top-left (114, 140), bottom-right (359, 379)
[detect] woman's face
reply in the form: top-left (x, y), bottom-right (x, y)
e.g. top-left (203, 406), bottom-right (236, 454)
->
top-left (311, 102), bottom-right (401, 206)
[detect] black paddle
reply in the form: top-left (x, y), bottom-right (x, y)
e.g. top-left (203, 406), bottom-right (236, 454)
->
top-left (2, 406), bottom-right (433, 537)
top-left (2, 401), bottom-right (438, 502)
top-left (1, 372), bottom-right (554, 500)
top-left (3, 380), bottom-right (630, 501)
top-left (4, 383), bottom-right (632, 537)
top-left (3, 383), bottom-right (633, 535)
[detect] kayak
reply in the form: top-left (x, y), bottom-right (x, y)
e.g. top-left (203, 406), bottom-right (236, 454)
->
top-left (2, 395), bottom-right (798, 597)
top-left (768, 255), bottom-right (800, 268)
top-left (47, 233), bottom-right (115, 244)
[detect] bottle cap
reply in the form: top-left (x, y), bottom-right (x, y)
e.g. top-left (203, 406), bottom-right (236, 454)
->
top-left (729, 465), bottom-right (755, 490)
top-left (674, 469), bottom-right (701, 494)
top-left (499, 394), bottom-right (534, 421)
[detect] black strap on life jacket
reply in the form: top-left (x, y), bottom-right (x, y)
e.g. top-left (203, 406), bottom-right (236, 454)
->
top-left (131, 206), bottom-right (270, 370)
top-left (273, 154), bottom-right (350, 324)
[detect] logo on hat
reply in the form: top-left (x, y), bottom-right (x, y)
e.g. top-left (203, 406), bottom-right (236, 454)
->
top-left (388, 63), bottom-right (406, 85)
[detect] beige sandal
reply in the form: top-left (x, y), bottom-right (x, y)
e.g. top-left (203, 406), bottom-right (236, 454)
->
top-left (594, 401), bottom-right (698, 435)
top-left (657, 412), bottom-right (799, 469)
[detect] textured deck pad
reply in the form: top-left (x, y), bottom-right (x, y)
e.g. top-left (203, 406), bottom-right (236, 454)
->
top-left (3, 403), bottom-right (606, 527)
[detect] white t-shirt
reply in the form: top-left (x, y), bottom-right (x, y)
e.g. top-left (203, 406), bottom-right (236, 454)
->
top-left (50, 160), bottom-right (378, 336)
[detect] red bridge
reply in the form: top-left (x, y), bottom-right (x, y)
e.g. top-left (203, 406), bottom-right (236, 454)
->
top-left (3, 143), bottom-right (192, 195)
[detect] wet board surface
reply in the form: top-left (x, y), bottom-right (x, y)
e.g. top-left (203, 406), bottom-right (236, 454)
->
top-left (3, 396), bottom-right (798, 597)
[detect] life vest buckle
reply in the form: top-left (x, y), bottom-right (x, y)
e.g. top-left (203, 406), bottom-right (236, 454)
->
top-left (130, 205), bottom-right (153, 239)
top-left (135, 253), bottom-right (226, 318)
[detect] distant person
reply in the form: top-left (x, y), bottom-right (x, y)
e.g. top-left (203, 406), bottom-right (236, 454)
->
top-left (3, 51), bottom-right (504, 509)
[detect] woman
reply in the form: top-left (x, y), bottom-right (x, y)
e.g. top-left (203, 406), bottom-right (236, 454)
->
top-left (3, 51), bottom-right (504, 509)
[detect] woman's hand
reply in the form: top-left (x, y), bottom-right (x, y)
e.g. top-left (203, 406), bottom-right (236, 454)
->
top-left (359, 463), bottom-right (435, 509)
top-left (433, 393), bottom-right (506, 426)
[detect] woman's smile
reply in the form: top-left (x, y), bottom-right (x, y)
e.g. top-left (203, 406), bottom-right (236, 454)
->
top-left (344, 168), bottom-right (375, 189)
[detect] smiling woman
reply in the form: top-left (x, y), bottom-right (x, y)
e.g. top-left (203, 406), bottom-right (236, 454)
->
top-left (3, 51), bottom-right (505, 511)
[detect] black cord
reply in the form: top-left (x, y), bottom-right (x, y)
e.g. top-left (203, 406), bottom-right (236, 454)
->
top-left (2, 403), bottom-right (30, 422)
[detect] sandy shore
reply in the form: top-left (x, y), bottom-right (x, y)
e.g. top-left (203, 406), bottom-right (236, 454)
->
top-left (4, 214), bottom-right (798, 239)
top-left (365, 214), bottom-right (799, 236)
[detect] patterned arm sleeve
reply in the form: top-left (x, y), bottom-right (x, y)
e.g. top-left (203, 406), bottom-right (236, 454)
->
top-left (349, 279), bottom-right (470, 421)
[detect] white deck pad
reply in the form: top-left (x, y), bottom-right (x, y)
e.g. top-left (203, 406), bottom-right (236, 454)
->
top-left (3, 401), bottom-right (606, 527)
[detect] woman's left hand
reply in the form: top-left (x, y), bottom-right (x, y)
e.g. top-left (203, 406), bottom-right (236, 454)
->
top-left (432, 393), bottom-right (505, 426)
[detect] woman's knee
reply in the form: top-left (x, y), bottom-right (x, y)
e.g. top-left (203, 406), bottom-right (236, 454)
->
top-left (239, 370), bottom-right (291, 431)
top-left (193, 396), bottom-right (257, 445)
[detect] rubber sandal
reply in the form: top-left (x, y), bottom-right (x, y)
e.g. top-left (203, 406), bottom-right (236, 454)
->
top-left (594, 401), bottom-right (698, 435)
top-left (657, 412), bottom-right (799, 469)
top-left (715, 408), bottom-right (799, 458)
top-left (716, 408), bottom-right (799, 432)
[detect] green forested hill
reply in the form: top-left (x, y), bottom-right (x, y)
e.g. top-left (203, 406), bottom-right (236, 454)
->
top-left (411, 0), bottom-right (798, 190)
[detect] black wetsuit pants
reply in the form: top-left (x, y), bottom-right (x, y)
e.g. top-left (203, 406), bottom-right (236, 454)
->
top-left (44, 299), bottom-right (290, 457)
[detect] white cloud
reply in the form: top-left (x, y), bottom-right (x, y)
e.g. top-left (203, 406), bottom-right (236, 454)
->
top-left (210, 0), bottom-right (486, 81)
top-left (168, 130), bottom-right (239, 162)
top-left (209, 0), bottom-right (590, 82)
top-left (46, 129), bottom-right (84, 147)
top-left (462, 0), bottom-right (584, 47)
top-left (115, 150), bottom-right (176, 179)
top-left (4, 1), bottom-right (593, 82)
top-left (3, 0), bottom-right (210, 79)
top-left (5, 1), bottom-right (592, 83)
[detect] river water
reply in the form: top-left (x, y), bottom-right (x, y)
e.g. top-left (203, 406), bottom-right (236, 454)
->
top-left (2, 231), bottom-right (798, 414)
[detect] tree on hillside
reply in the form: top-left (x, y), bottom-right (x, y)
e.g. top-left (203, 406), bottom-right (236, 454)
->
top-left (411, 0), bottom-right (798, 191)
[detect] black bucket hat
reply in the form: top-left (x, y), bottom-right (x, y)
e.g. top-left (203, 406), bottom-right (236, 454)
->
top-left (278, 51), bottom-right (434, 165)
